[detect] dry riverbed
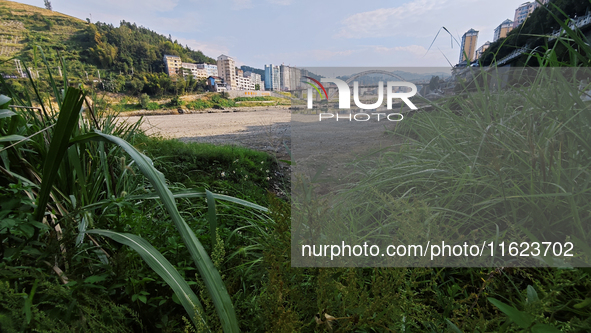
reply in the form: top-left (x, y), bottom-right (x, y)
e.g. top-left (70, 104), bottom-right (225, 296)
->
top-left (121, 106), bottom-right (292, 158)
top-left (120, 106), bottom-right (407, 193)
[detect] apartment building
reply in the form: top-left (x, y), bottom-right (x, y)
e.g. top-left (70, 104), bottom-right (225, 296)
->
top-left (163, 54), bottom-right (182, 76)
top-left (289, 67), bottom-right (302, 90)
top-left (217, 54), bottom-right (237, 90)
top-left (459, 28), bottom-right (479, 63)
top-left (236, 75), bottom-right (255, 90)
top-left (196, 64), bottom-right (218, 77)
top-left (180, 62), bottom-right (208, 79)
top-left (280, 65), bottom-right (291, 91)
top-left (475, 41), bottom-right (491, 59)
top-left (513, 0), bottom-right (549, 28)
top-left (244, 71), bottom-right (262, 89)
top-left (493, 19), bottom-right (514, 41)
top-left (264, 64), bottom-right (280, 91)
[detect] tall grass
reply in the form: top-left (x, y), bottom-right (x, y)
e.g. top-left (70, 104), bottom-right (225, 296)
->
top-left (0, 51), bottom-right (276, 331)
top-left (292, 4), bottom-right (591, 268)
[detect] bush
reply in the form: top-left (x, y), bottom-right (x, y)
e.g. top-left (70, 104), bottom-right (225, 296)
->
top-left (139, 93), bottom-right (150, 109)
top-left (146, 101), bottom-right (159, 110)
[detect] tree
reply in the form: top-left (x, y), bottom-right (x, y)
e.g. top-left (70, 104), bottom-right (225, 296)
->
top-left (44, 0), bottom-right (52, 11)
top-left (429, 76), bottom-right (440, 91)
top-left (255, 84), bottom-right (260, 91)
top-left (129, 77), bottom-right (144, 95)
top-left (140, 93), bottom-right (150, 108)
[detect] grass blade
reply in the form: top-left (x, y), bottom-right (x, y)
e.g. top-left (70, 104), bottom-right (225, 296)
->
top-left (70, 131), bottom-right (240, 332)
top-left (206, 189), bottom-right (217, 248)
top-left (33, 87), bottom-right (85, 223)
top-left (86, 229), bottom-right (209, 331)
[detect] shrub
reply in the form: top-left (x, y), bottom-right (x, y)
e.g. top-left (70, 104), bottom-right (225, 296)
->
top-left (140, 93), bottom-right (150, 108)
top-left (146, 101), bottom-right (159, 110)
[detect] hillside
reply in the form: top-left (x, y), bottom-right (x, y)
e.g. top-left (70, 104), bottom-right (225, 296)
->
top-left (480, 0), bottom-right (590, 66)
top-left (0, 0), bottom-right (216, 95)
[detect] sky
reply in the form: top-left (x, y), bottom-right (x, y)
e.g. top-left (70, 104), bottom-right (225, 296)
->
top-left (18, 0), bottom-right (529, 69)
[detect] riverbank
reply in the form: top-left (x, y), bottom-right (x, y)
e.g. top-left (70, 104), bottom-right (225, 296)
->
top-left (119, 104), bottom-right (290, 117)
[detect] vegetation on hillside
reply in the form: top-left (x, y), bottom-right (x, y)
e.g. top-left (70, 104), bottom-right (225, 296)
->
top-left (0, 0), bottom-right (216, 97)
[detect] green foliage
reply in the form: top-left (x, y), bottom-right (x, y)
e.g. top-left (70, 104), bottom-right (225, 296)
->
top-left (139, 93), bottom-right (150, 108)
top-left (480, 0), bottom-right (591, 66)
top-left (0, 268), bottom-right (141, 332)
top-left (186, 99), bottom-right (213, 110)
top-left (1, 53), bottom-right (272, 331)
top-left (146, 101), bottom-right (160, 110)
top-left (88, 21), bottom-right (215, 73)
top-left (170, 95), bottom-right (182, 107)
top-left (136, 135), bottom-right (275, 205)
top-left (0, 2), bottom-right (215, 97)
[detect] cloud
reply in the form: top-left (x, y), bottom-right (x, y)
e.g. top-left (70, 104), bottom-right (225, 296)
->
top-left (175, 37), bottom-right (230, 58)
top-left (335, 0), bottom-right (496, 39)
top-left (231, 0), bottom-right (253, 10)
top-left (267, 0), bottom-right (292, 5)
top-left (147, 13), bottom-right (205, 33)
top-left (310, 49), bottom-right (356, 61)
top-left (337, 0), bottom-right (447, 38)
top-left (97, 0), bottom-right (179, 13)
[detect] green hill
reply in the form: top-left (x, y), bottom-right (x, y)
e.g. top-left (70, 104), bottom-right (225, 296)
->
top-left (0, 0), bottom-right (215, 95)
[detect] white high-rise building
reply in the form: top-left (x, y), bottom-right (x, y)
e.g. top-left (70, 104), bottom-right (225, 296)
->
top-left (217, 55), bottom-right (237, 90)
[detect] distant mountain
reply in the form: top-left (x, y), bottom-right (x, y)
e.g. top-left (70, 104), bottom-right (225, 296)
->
top-left (336, 70), bottom-right (451, 84)
top-left (240, 65), bottom-right (264, 77)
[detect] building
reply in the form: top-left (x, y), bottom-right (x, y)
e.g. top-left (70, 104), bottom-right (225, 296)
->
top-left (493, 19), bottom-right (514, 42)
top-left (475, 41), bottom-right (491, 59)
top-left (206, 76), bottom-right (227, 92)
top-left (217, 55), bottom-right (237, 90)
top-left (236, 75), bottom-right (255, 91)
top-left (513, 2), bottom-right (535, 28)
top-left (164, 54), bottom-right (218, 81)
top-left (513, 0), bottom-right (549, 28)
top-left (264, 64), bottom-right (280, 91)
top-left (280, 65), bottom-right (291, 91)
top-left (197, 64), bottom-right (218, 77)
top-left (459, 28), bottom-right (479, 63)
top-left (289, 67), bottom-right (302, 90)
top-left (163, 55), bottom-right (182, 76)
top-left (180, 62), bottom-right (208, 80)
top-left (244, 71), bottom-right (262, 89)
top-left (277, 65), bottom-right (303, 91)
